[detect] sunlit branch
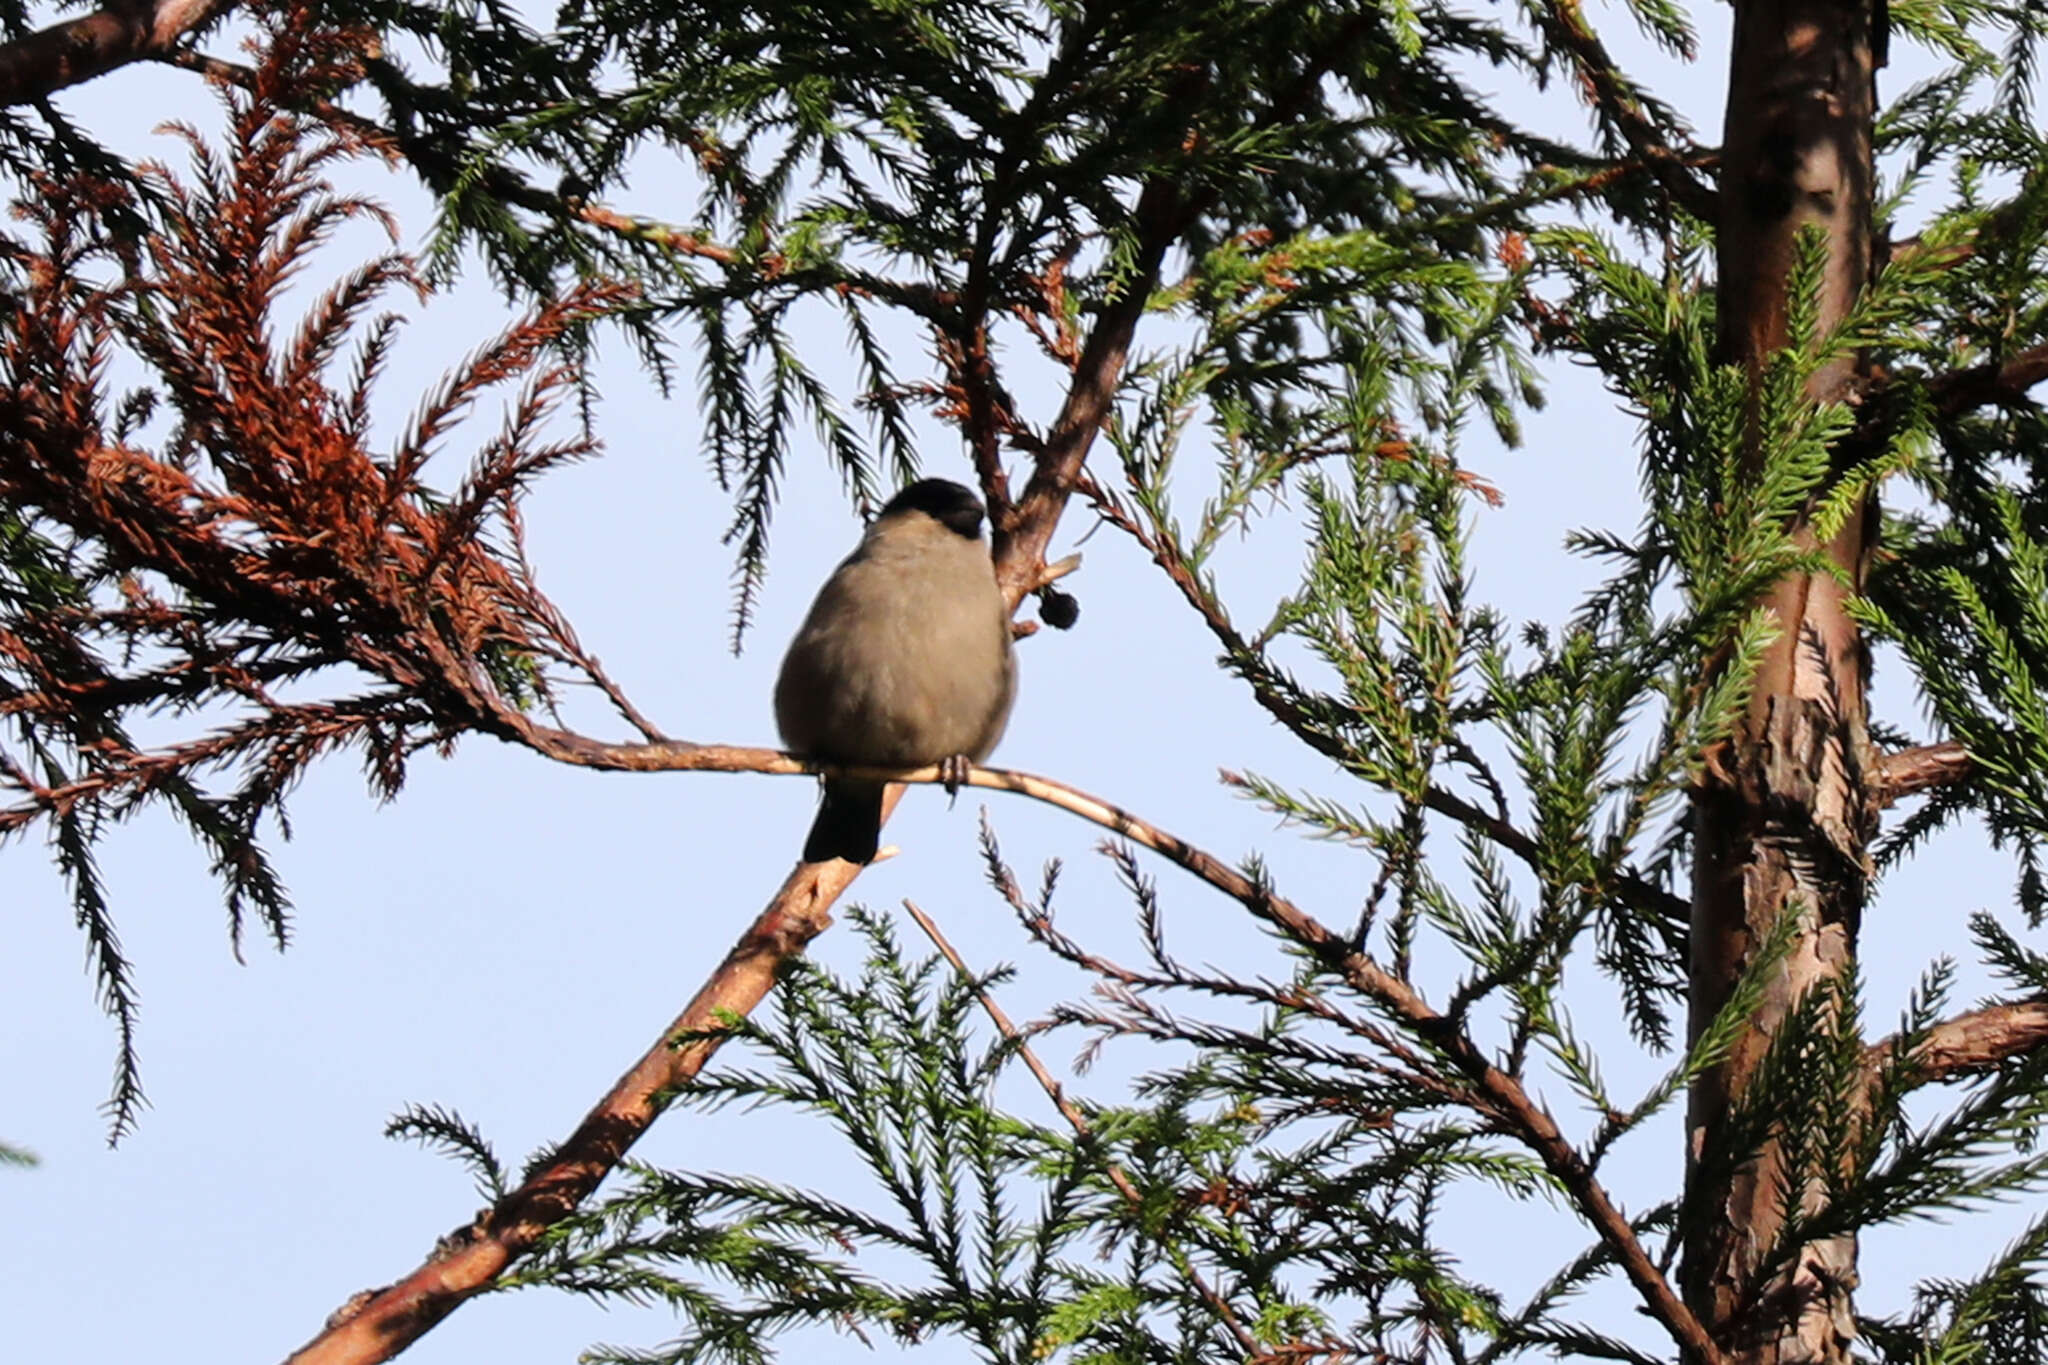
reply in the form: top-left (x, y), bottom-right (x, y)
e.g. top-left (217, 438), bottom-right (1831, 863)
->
top-left (285, 821), bottom-right (890, 1365)
top-left (1867, 1000), bottom-right (2048, 1093)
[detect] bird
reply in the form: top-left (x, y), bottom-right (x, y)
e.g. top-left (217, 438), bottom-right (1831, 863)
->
top-left (775, 478), bottom-right (1016, 864)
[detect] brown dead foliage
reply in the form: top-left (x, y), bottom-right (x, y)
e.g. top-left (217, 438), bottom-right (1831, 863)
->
top-left (0, 8), bottom-right (636, 1134)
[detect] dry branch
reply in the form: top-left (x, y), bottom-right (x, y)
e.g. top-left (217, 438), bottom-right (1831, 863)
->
top-left (0, 13), bottom-right (652, 1133)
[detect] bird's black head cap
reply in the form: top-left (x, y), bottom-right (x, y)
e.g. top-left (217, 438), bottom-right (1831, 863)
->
top-left (881, 478), bottom-right (986, 539)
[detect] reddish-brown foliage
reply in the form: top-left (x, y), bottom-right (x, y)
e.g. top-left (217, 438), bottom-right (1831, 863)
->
top-left (0, 11), bottom-right (635, 1134)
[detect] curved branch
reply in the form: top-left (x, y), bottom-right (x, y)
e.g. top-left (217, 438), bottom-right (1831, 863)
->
top-left (0, 0), bottom-right (230, 106)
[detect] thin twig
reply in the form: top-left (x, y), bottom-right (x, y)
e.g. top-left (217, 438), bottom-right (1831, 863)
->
top-left (978, 836), bottom-right (1471, 1110)
top-left (1084, 476), bottom-right (1689, 929)
top-left (962, 766), bottom-right (1721, 1362)
top-left (901, 898), bottom-right (1263, 1359)
top-left (1530, 0), bottom-right (1718, 220)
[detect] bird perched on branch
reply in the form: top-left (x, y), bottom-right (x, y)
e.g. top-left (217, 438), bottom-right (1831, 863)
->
top-left (775, 478), bottom-right (1016, 864)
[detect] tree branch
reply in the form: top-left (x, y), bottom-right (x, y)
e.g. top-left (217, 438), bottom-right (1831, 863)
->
top-left (276, 724), bottom-right (1721, 1361)
top-left (1865, 1000), bottom-right (2048, 1092)
top-left (1931, 341), bottom-right (2048, 417)
top-left (1871, 740), bottom-right (1971, 808)
top-left (1530, 0), bottom-right (1718, 221)
top-left (1837, 339), bottom-right (2048, 469)
top-left (286, 142), bottom-right (1180, 1356)
top-left (991, 172), bottom-right (1183, 605)
top-left (1420, 780), bottom-right (1687, 927)
top-left (0, 0), bottom-right (231, 105)
top-left (968, 766), bottom-right (1722, 1364)
top-left (901, 899), bottom-right (1264, 1360)
top-left (1085, 477), bottom-right (1689, 930)
top-left (166, 49), bottom-right (964, 330)
top-left (285, 807), bottom-right (892, 1365)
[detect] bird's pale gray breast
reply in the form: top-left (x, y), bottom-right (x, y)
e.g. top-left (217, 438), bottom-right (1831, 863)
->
top-left (775, 520), bottom-right (1014, 767)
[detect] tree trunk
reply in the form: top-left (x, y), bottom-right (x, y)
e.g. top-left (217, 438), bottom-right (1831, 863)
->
top-left (1684, 2), bottom-right (1883, 1363)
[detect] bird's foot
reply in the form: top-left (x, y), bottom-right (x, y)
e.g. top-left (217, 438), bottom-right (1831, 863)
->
top-left (939, 753), bottom-right (972, 805)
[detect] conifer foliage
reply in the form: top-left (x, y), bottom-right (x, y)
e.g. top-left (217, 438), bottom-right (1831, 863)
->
top-left (0, 14), bottom-right (634, 1135)
top-left (2, 1), bottom-right (2047, 1364)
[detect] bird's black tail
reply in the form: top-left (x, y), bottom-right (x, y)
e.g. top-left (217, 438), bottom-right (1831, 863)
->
top-left (803, 778), bottom-right (885, 864)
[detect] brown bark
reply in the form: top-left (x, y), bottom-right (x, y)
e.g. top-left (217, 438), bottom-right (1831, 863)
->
top-left (1685, 3), bottom-right (1884, 1362)
top-left (1931, 340), bottom-right (2048, 416)
top-left (0, 0), bottom-right (230, 106)
top-left (1870, 740), bottom-right (1971, 807)
top-left (1866, 1000), bottom-right (2048, 1091)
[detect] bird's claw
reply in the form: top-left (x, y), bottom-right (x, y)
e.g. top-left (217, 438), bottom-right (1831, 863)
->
top-left (940, 753), bottom-right (971, 804)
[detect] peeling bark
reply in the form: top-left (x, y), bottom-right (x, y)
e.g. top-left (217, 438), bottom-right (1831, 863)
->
top-left (1685, 3), bottom-right (1884, 1362)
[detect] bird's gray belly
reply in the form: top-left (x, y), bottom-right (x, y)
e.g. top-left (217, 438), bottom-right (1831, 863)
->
top-left (777, 610), bottom-right (1009, 766)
